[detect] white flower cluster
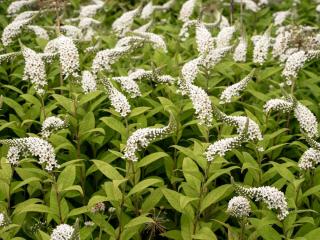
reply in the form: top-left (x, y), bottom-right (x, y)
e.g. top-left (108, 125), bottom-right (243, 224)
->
top-left (272, 28), bottom-right (292, 60)
top-left (181, 57), bottom-right (202, 86)
top-left (233, 37), bottom-right (247, 62)
top-left (27, 25), bottom-right (49, 40)
top-left (134, 31), bottom-right (167, 52)
top-left (123, 115), bottom-right (176, 161)
top-left (112, 7), bottom-right (140, 36)
top-left (44, 36), bottom-right (80, 78)
top-left (80, 0), bottom-right (104, 18)
top-left (81, 71), bottom-right (97, 94)
top-left (22, 46), bottom-right (47, 95)
top-left (41, 116), bottom-right (66, 139)
top-left (205, 136), bottom-right (243, 161)
top-left (7, 0), bottom-right (36, 15)
top-left (215, 26), bottom-right (236, 49)
top-left (179, 20), bottom-right (197, 41)
top-left (2, 17), bottom-right (32, 46)
top-left (273, 11), bottom-right (291, 26)
top-left (227, 196), bottom-right (251, 218)
top-left (0, 212), bottom-right (6, 227)
top-left (188, 84), bottom-right (213, 126)
top-left (219, 115), bottom-right (262, 141)
top-left (282, 50), bottom-right (308, 82)
top-left (90, 202), bottom-right (106, 213)
top-left (236, 185), bottom-right (289, 220)
top-left (294, 102), bottom-right (318, 138)
top-left (141, 0), bottom-right (175, 19)
top-left (298, 148), bottom-right (320, 170)
top-left (195, 22), bottom-right (214, 55)
top-left (0, 52), bottom-right (21, 63)
top-left (133, 20), bottom-right (153, 33)
top-left (92, 46), bottom-right (131, 73)
top-left (50, 224), bottom-right (78, 240)
top-left (203, 46), bottom-right (232, 69)
top-left (252, 31), bottom-right (271, 65)
top-left (178, 0), bottom-right (197, 22)
top-left (263, 99), bottom-right (294, 113)
top-left (220, 69), bottom-right (255, 104)
top-left (60, 25), bottom-right (82, 40)
top-left (234, 0), bottom-right (260, 12)
top-left (1, 137), bottom-right (59, 171)
top-left (103, 79), bottom-right (131, 117)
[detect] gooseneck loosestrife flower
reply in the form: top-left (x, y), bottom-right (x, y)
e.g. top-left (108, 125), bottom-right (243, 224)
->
top-left (233, 37), bottom-right (248, 62)
top-left (44, 35), bottom-right (80, 78)
top-left (22, 45), bottom-right (47, 95)
top-left (220, 69), bottom-right (255, 104)
top-left (50, 224), bottom-right (79, 240)
top-left (102, 78), bottom-right (131, 117)
top-left (112, 6), bottom-right (140, 36)
top-left (235, 185), bottom-right (289, 220)
top-left (81, 70), bottom-right (97, 94)
top-left (227, 196), bottom-right (251, 218)
top-left (123, 114), bottom-right (176, 161)
top-left (252, 27), bottom-right (271, 65)
top-left (264, 98), bottom-right (318, 138)
top-left (0, 137), bottom-right (59, 171)
top-left (178, 0), bottom-right (197, 22)
top-left (41, 116), bottom-right (66, 139)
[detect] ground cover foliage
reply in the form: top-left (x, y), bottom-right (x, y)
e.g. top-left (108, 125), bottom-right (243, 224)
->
top-left (1, 0), bottom-right (320, 239)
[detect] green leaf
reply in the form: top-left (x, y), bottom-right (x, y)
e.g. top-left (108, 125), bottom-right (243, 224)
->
top-left (200, 184), bottom-right (233, 212)
top-left (100, 116), bottom-right (126, 137)
top-left (137, 152), bottom-right (169, 168)
top-left (128, 178), bottom-right (163, 196)
top-left (124, 216), bottom-right (154, 229)
top-left (92, 160), bottom-right (124, 180)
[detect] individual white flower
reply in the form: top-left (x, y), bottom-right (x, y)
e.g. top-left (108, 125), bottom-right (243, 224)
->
top-left (1, 137), bottom-right (59, 171)
top-left (263, 99), bottom-right (294, 113)
top-left (236, 185), bottom-right (289, 220)
top-left (112, 7), bottom-right (140, 36)
top-left (141, 2), bottom-right (155, 19)
top-left (298, 148), bottom-right (320, 170)
top-left (22, 46), bottom-right (47, 95)
top-left (233, 37), bottom-right (247, 62)
top-left (41, 116), bottom-right (66, 139)
top-left (273, 11), bottom-right (291, 26)
top-left (50, 224), bottom-right (77, 240)
top-left (294, 102), bottom-right (318, 138)
top-left (27, 25), bottom-right (49, 40)
top-left (215, 26), bottom-right (236, 49)
top-left (220, 69), bottom-right (255, 103)
top-left (103, 79), bottom-right (131, 117)
top-left (178, 0), bottom-right (197, 22)
top-left (84, 221), bottom-right (95, 227)
top-left (282, 50), bottom-right (308, 81)
top-left (112, 76), bottom-right (141, 98)
top-left (2, 18), bottom-right (32, 46)
top-left (195, 22), bottom-right (214, 55)
top-left (7, 0), bottom-right (36, 14)
top-left (227, 196), bottom-right (251, 218)
top-left (252, 31), bottom-right (271, 65)
top-left (81, 71), bottom-right (97, 94)
top-left (205, 136), bottom-right (243, 161)
top-left (123, 115), bottom-right (176, 161)
top-left (188, 84), bottom-right (213, 126)
top-left (60, 25), bottom-right (82, 40)
top-left (44, 35), bottom-right (79, 78)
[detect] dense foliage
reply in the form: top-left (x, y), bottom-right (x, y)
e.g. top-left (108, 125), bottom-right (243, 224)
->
top-left (1, 0), bottom-right (320, 239)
